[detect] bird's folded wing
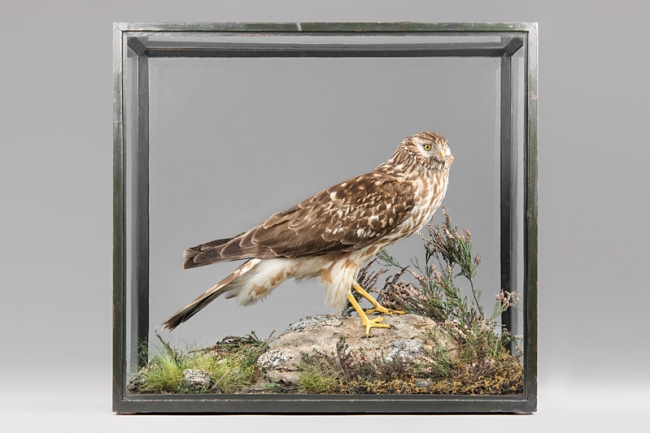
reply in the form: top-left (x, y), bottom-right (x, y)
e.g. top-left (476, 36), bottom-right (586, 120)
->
top-left (184, 172), bottom-right (416, 267)
top-left (247, 172), bottom-right (416, 256)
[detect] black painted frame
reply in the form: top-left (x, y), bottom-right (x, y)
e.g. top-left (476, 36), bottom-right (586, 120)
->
top-left (113, 22), bottom-right (538, 414)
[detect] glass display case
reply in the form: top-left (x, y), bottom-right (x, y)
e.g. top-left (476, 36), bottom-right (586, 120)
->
top-left (113, 22), bottom-right (538, 413)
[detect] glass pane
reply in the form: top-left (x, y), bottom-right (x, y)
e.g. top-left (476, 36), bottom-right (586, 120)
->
top-left (121, 32), bottom-right (528, 397)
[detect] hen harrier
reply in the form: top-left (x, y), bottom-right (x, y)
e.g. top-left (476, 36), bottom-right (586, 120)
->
top-left (162, 132), bottom-right (453, 335)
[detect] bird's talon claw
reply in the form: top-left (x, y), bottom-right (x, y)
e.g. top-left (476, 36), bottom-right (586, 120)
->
top-left (364, 307), bottom-right (405, 316)
top-left (363, 316), bottom-right (391, 337)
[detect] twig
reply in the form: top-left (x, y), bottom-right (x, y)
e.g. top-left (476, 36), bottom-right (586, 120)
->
top-left (208, 369), bottom-right (231, 394)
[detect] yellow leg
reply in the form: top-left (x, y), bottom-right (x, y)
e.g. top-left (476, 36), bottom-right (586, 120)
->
top-left (348, 293), bottom-right (390, 337)
top-left (352, 282), bottom-right (405, 316)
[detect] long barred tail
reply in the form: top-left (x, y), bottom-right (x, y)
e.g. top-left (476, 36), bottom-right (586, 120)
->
top-left (161, 259), bottom-right (260, 330)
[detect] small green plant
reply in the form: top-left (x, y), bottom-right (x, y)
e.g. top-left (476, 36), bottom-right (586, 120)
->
top-left (128, 332), bottom-right (270, 394)
top-left (297, 353), bottom-right (339, 393)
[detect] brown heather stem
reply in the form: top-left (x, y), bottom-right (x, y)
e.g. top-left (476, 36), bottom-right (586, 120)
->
top-left (469, 278), bottom-right (484, 318)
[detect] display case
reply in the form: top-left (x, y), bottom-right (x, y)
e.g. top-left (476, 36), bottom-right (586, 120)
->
top-left (113, 22), bottom-right (538, 414)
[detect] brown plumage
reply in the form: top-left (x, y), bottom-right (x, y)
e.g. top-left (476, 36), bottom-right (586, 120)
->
top-left (162, 132), bottom-right (453, 333)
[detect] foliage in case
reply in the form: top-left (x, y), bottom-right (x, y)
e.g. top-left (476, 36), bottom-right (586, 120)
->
top-left (127, 333), bottom-right (269, 394)
top-left (373, 207), bottom-right (523, 365)
top-left (331, 207), bottom-right (523, 394)
top-left (295, 334), bottom-right (522, 395)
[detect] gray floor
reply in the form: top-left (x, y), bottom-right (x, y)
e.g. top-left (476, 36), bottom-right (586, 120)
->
top-left (2, 383), bottom-right (648, 432)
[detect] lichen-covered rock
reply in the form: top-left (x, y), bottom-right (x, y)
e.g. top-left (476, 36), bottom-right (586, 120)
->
top-left (182, 369), bottom-right (211, 389)
top-left (257, 313), bottom-right (457, 384)
top-left (257, 348), bottom-right (288, 370)
top-left (286, 315), bottom-right (344, 332)
top-left (385, 339), bottom-right (425, 362)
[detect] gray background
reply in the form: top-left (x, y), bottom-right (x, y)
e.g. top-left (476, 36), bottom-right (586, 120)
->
top-left (144, 55), bottom-right (508, 348)
top-left (1, 0), bottom-right (648, 432)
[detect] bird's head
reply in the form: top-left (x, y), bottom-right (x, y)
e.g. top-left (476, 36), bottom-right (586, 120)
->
top-left (400, 132), bottom-right (453, 171)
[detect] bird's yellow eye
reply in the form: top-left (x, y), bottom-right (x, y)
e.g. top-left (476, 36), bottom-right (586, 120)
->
top-left (423, 143), bottom-right (432, 151)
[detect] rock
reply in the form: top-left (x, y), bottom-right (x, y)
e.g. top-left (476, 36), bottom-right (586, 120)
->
top-left (257, 313), bottom-right (457, 385)
top-left (257, 348), bottom-right (288, 370)
top-left (286, 315), bottom-right (343, 332)
top-left (385, 339), bottom-right (426, 362)
top-left (182, 369), bottom-right (211, 389)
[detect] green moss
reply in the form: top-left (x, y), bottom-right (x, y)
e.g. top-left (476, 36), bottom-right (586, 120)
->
top-left (140, 354), bottom-right (184, 393)
top-left (298, 364), bottom-right (338, 394)
top-left (128, 334), bottom-right (269, 394)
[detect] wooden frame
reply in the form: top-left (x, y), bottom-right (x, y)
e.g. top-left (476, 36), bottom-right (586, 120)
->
top-left (113, 22), bottom-right (538, 414)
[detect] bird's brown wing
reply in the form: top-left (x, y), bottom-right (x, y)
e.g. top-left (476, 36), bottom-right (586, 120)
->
top-left (183, 172), bottom-right (416, 268)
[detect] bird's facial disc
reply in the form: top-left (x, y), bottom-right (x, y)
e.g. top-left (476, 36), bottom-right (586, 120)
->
top-left (414, 137), bottom-right (450, 164)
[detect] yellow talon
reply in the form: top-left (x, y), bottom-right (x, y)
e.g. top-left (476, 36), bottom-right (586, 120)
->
top-left (365, 306), bottom-right (405, 315)
top-left (347, 293), bottom-right (391, 336)
top-left (352, 282), bottom-right (405, 316)
top-left (360, 315), bottom-right (391, 336)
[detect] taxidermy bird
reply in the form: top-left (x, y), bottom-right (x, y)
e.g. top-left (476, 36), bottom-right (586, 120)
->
top-left (161, 132), bottom-right (453, 335)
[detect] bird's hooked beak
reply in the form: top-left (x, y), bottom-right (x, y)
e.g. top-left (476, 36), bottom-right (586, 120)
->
top-left (439, 148), bottom-right (447, 167)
